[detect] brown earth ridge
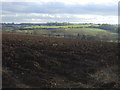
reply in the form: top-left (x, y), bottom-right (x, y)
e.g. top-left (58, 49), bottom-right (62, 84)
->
top-left (2, 33), bottom-right (120, 88)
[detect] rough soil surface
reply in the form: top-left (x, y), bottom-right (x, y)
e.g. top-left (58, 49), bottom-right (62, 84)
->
top-left (2, 33), bottom-right (120, 88)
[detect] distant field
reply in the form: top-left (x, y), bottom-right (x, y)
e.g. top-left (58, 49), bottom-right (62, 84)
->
top-left (16, 28), bottom-right (117, 36)
top-left (62, 28), bottom-right (110, 35)
top-left (2, 23), bottom-right (118, 42)
top-left (24, 24), bottom-right (100, 29)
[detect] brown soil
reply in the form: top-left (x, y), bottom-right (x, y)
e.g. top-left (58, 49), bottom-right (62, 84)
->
top-left (2, 33), bottom-right (119, 88)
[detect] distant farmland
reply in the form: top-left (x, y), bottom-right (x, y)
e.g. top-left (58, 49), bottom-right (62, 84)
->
top-left (2, 23), bottom-right (118, 42)
top-left (24, 24), bottom-right (100, 29)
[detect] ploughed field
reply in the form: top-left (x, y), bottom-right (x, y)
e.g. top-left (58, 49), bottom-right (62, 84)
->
top-left (2, 33), bottom-right (119, 88)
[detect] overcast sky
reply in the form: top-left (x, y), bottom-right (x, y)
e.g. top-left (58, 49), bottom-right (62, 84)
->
top-left (1, 0), bottom-right (119, 24)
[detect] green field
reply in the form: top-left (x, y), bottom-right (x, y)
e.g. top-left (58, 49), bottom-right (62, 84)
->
top-left (2, 23), bottom-right (118, 42)
top-left (24, 24), bottom-right (100, 29)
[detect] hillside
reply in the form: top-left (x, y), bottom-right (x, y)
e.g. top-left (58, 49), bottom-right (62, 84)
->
top-left (2, 23), bottom-right (118, 42)
top-left (2, 33), bottom-right (119, 88)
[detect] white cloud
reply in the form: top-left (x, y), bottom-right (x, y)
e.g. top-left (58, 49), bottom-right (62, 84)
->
top-left (2, 13), bottom-right (118, 24)
top-left (2, 0), bottom-right (119, 5)
top-left (1, 0), bottom-right (118, 24)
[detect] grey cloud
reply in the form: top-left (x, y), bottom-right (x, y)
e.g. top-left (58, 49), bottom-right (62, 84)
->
top-left (2, 2), bottom-right (117, 16)
top-left (2, 13), bottom-right (88, 23)
top-left (1, 2), bottom-right (117, 23)
top-left (2, 13), bottom-right (116, 23)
